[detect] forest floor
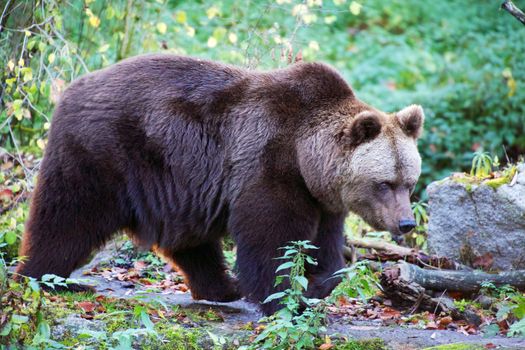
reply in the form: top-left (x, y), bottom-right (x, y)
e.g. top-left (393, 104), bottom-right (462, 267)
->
top-left (53, 241), bottom-right (525, 350)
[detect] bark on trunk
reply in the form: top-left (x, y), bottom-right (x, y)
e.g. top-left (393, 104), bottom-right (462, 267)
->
top-left (386, 262), bottom-right (525, 293)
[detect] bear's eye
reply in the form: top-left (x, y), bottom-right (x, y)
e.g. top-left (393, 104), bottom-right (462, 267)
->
top-left (378, 182), bottom-right (394, 192)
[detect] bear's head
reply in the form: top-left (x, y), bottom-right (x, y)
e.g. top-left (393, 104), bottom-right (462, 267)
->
top-left (298, 103), bottom-right (424, 237)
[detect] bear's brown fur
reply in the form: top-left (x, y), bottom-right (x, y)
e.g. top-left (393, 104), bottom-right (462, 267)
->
top-left (17, 54), bottom-right (424, 315)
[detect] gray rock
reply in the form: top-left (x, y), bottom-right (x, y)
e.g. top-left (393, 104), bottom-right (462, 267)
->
top-left (51, 314), bottom-right (106, 341)
top-left (427, 164), bottom-right (525, 270)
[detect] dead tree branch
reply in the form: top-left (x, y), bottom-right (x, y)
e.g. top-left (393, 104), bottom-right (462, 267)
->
top-left (501, 0), bottom-right (525, 26)
top-left (383, 262), bottom-right (525, 293)
top-left (344, 238), bottom-right (469, 270)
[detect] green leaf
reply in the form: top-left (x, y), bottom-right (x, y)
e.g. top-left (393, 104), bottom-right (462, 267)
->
top-left (28, 278), bottom-right (40, 292)
top-left (263, 292), bottom-right (286, 304)
top-left (294, 276), bottom-right (308, 290)
top-left (12, 314), bottom-right (29, 324)
top-left (140, 310), bottom-right (155, 331)
top-left (36, 321), bottom-right (51, 339)
top-left (275, 261), bottom-right (294, 272)
top-left (4, 231), bottom-right (17, 245)
top-left (509, 317), bottom-right (525, 337)
top-left (41, 274), bottom-right (55, 282)
top-left (0, 323), bottom-right (12, 336)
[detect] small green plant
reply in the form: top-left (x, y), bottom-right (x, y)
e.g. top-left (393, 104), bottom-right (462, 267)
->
top-left (247, 240), bottom-right (326, 350)
top-left (410, 201), bottom-right (429, 250)
top-left (0, 202), bottom-right (29, 261)
top-left (470, 151), bottom-right (494, 178)
top-left (479, 282), bottom-right (525, 337)
top-left (330, 261), bottom-right (381, 303)
top-left (0, 254), bottom-right (66, 348)
top-left (452, 299), bottom-right (481, 313)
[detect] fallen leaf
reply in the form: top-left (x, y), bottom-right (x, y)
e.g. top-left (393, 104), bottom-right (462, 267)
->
top-left (426, 321), bottom-right (438, 330)
top-left (319, 335), bottom-right (333, 350)
top-left (0, 189), bottom-right (13, 202)
top-left (473, 252), bottom-right (494, 270)
top-left (77, 301), bottom-right (96, 313)
top-left (438, 316), bottom-right (453, 329)
top-left (134, 260), bottom-right (147, 271)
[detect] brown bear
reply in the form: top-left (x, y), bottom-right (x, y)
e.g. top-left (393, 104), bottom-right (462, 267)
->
top-left (17, 54), bottom-right (424, 315)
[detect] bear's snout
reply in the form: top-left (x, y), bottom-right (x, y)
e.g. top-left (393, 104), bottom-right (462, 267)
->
top-left (398, 218), bottom-right (416, 234)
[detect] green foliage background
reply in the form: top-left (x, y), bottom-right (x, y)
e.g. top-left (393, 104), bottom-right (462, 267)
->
top-left (1, 0), bottom-right (524, 196)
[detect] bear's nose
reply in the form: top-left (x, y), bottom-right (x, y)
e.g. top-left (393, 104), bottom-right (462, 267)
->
top-left (398, 219), bottom-right (416, 233)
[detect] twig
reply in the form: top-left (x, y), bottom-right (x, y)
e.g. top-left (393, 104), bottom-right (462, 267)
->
top-left (346, 238), bottom-right (414, 256)
top-left (501, 0), bottom-right (525, 25)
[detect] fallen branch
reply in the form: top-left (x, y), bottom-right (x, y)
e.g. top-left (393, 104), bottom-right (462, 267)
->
top-left (346, 238), bottom-right (413, 256)
top-left (380, 271), bottom-right (482, 324)
top-left (501, 0), bottom-right (525, 25)
top-left (384, 261), bottom-right (525, 293)
top-left (344, 238), bottom-right (469, 270)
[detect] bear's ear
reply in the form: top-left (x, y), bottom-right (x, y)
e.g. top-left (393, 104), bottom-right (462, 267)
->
top-left (339, 111), bottom-right (382, 147)
top-left (396, 104), bottom-right (424, 139)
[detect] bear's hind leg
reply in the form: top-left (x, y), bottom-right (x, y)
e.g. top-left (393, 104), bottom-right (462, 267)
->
top-left (16, 158), bottom-right (124, 291)
top-left (165, 242), bottom-right (240, 302)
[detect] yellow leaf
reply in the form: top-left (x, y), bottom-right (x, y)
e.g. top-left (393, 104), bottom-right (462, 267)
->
top-left (309, 40), bottom-right (320, 51)
top-left (333, 0), bottom-right (346, 5)
top-left (206, 6), bottom-right (220, 19)
top-left (89, 15), bottom-right (100, 28)
top-left (37, 139), bottom-right (47, 150)
top-left (324, 15), bottom-right (337, 24)
top-left (24, 30), bottom-right (31, 37)
top-left (212, 27), bottom-right (227, 40)
top-left (307, 0), bottom-right (322, 7)
top-left (22, 68), bottom-right (32, 82)
top-left (292, 4), bottom-right (308, 17)
top-left (175, 11), bottom-right (187, 24)
top-left (18, 58), bottom-right (24, 67)
top-left (276, 0), bottom-right (292, 4)
top-left (7, 60), bottom-right (14, 71)
top-left (98, 44), bottom-right (110, 53)
top-left (508, 78), bottom-right (516, 97)
top-left (349, 1), bottom-right (362, 15)
top-left (156, 22), bottom-right (167, 34)
top-left (185, 25), bottom-right (195, 37)
top-left (207, 37), bottom-right (218, 48)
top-left (48, 53), bottom-right (56, 64)
top-left (44, 122), bottom-right (51, 130)
top-left (23, 108), bottom-right (31, 119)
top-left (303, 13), bottom-right (317, 24)
top-left (14, 110), bottom-right (23, 121)
top-left (228, 32), bottom-right (238, 44)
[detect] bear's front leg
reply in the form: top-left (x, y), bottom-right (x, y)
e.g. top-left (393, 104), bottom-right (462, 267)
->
top-left (229, 182), bottom-right (320, 315)
top-left (165, 242), bottom-right (241, 303)
top-left (305, 212), bottom-right (346, 299)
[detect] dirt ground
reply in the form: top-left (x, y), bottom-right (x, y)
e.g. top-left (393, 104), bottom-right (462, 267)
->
top-left (64, 246), bottom-right (525, 350)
